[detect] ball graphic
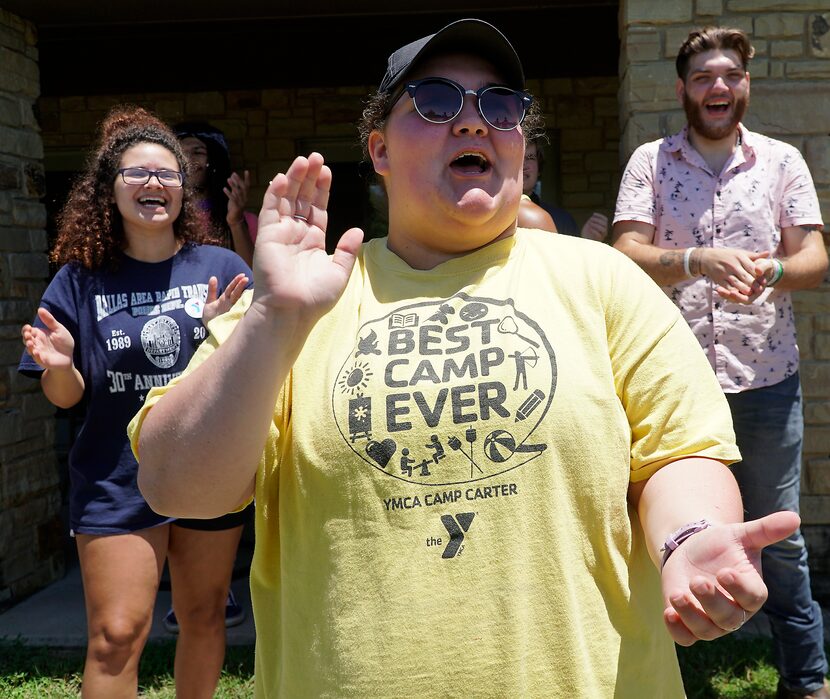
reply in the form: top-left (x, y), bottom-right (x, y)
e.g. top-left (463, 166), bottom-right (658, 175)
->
top-left (459, 302), bottom-right (488, 322)
top-left (484, 429), bottom-right (516, 463)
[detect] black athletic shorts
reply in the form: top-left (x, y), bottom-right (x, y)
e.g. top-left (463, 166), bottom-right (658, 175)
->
top-left (173, 501), bottom-right (254, 531)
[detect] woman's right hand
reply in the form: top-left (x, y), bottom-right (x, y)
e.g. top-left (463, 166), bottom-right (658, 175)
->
top-left (252, 153), bottom-right (363, 323)
top-left (21, 307), bottom-right (75, 371)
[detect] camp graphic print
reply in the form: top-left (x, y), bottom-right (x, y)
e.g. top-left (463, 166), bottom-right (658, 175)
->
top-left (332, 294), bottom-right (557, 486)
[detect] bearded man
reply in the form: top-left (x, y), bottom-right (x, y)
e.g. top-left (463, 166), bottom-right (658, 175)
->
top-left (612, 26), bottom-right (829, 699)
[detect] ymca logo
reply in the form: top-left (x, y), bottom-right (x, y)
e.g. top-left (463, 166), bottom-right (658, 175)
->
top-left (440, 513), bottom-right (475, 559)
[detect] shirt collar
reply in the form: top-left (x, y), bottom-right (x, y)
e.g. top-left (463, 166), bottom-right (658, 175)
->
top-left (661, 123), bottom-right (754, 172)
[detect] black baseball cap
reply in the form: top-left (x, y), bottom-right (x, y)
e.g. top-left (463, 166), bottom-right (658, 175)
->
top-left (378, 18), bottom-right (525, 94)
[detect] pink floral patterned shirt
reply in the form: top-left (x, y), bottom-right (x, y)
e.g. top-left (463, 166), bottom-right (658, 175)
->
top-left (614, 125), bottom-right (823, 392)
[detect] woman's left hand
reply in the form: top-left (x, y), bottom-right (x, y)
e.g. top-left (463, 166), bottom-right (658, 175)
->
top-left (202, 272), bottom-right (249, 326)
top-left (660, 510), bottom-right (800, 645)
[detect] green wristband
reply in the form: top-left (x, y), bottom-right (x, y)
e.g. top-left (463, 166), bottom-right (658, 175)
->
top-left (768, 259), bottom-right (784, 287)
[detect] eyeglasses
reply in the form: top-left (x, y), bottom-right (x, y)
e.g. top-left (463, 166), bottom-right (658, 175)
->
top-left (118, 168), bottom-right (184, 187)
top-left (400, 77), bottom-right (532, 131)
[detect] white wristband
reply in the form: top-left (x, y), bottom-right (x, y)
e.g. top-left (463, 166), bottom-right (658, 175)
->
top-left (683, 248), bottom-right (695, 278)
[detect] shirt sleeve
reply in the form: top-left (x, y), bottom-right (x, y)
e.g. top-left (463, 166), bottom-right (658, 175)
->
top-left (128, 289), bottom-right (251, 457)
top-left (245, 211), bottom-right (258, 242)
top-left (18, 264), bottom-right (83, 379)
top-left (602, 250), bottom-right (741, 481)
top-left (613, 144), bottom-right (659, 227)
top-left (779, 146), bottom-right (824, 228)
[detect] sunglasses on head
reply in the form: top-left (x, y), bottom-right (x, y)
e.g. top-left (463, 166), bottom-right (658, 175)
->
top-left (397, 77), bottom-right (532, 131)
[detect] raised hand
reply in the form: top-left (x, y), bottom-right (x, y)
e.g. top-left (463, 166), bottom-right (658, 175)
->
top-left (660, 510), bottom-right (800, 645)
top-left (21, 307), bottom-right (75, 371)
top-left (581, 212), bottom-right (608, 242)
top-left (224, 170), bottom-right (251, 226)
top-left (252, 153), bottom-right (363, 321)
top-left (202, 272), bottom-right (249, 325)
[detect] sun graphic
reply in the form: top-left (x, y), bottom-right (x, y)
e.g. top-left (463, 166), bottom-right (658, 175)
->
top-left (337, 361), bottom-right (373, 395)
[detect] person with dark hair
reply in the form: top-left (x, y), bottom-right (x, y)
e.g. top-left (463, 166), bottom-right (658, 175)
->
top-left (169, 120), bottom-right (254, 635)
top-left (131, 19), bottom-right (799, 697)
top-left (20, 105), bottom-right (251, 698)
top-left (613, 25), bottom-right (829, 699)
top-left (523, 135), bottom-right (609, 241)
top-left (522, 135), bottom-right (608, 241)
top-left (174, 121), bottom-right (256, 267)
top-left (517, 188), bottom-right (557, 231)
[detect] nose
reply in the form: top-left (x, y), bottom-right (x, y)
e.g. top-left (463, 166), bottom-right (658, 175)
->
top-left (711, 75), bottom-right (729, 90)
top-left (452, 92), bottom-right (488, 136)
top-left (146, 173), bottom-right (164, 188)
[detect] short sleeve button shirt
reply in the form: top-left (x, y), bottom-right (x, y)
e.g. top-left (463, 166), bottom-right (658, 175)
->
top-left (614, 124), bottom-right (823, 393)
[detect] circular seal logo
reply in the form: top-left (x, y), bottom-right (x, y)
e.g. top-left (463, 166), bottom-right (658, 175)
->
top-left (140, 316), bottom-right (181, 369)
top-left (332, 294), bottom-right (556, 486)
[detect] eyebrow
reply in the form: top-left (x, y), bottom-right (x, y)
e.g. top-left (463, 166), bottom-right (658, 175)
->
top-left (689, 65), bottom-right (744, 75)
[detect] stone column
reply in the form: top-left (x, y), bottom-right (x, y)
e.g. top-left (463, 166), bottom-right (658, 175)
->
top-left (618, 0), bottom-right (830, 595)
top-left (0, 8), bottom-right (63, 607)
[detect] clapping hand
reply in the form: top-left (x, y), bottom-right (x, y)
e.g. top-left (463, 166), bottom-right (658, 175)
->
top-left (225, 170), bottom-right (251, 226)
top-left (21, 308), bottom-right (75, 371)
top-left (202, 272), bottom-right (249, 326)
top-left (660, 510), bottom-right (800, 645)
top-left (252, 153), bottom-right (363, 323)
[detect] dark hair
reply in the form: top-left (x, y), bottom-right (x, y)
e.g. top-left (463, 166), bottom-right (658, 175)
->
top-left (357, 89), bottom-right (545, 162)
top-left (526, 134), bottom-right (550, 173)
top-left (172, 121), bottom-right (234, 246)
top-left (52, 105), bottom-right (215, 271)
top-left (676, 26), bottom-right (755, 80)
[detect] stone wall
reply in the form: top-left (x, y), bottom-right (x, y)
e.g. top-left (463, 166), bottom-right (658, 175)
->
top-left (38, 80), bottom-right (620, 237)
top-left (527, 76), bottom-right (621, 234)
top-left (619, 0), bottom-right (830, 595)
top-left (0, 9), bottom-right (63, 608)
top-left (38, 87), bottom-right (369, 207)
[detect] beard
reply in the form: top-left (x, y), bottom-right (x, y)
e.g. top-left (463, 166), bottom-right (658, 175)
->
top-left (683, 89), bottom-right (748, 141)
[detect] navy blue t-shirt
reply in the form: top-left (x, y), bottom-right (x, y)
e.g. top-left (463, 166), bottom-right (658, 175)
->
top-left (19, 243), bottom-right (251, 535)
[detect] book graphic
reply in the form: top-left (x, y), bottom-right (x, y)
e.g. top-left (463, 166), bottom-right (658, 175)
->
top-left (389, 313), bottom-right (418, 329)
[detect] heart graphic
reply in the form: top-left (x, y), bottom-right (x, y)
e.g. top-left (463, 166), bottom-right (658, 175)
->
top-left (366, 439), bottom-right (396, 468)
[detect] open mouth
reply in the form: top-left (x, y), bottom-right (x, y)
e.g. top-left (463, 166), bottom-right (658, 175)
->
top-left (450, 152), bottom-right (490, 175)
top-left (138, 196), bottom-right (167, 209)
top-left (705, 100), bottom-right (730, 115)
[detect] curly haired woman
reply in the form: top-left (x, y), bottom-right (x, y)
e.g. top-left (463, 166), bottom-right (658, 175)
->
top-left (20, 105), bottom-right (250, 698)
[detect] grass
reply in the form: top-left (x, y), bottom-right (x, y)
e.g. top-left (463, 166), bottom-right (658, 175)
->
top-left (0, 639), bottom-right (254, 698)
top-left (0, 636), bottom-right (827, 698)
top-left (677, 636), bottom-right (786, 698)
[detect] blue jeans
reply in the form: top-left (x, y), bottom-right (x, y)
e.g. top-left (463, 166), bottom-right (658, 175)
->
top-left (726, 372), bottom-right (828, 692)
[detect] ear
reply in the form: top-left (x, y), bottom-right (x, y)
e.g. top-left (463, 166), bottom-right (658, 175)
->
top-left (675, 77), bottom-right (685, 107)
top-left (368, 130), bottom-right (390, 177)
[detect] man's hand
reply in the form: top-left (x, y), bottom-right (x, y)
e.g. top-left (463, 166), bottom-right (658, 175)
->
top-left (715, 255), bottom-right (777, 304)
top-left (661, 510), bottom-right (800, 646)
top-left (698, 247), bottom-right (770, 303)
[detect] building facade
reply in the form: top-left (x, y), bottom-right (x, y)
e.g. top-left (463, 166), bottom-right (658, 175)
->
top-left (1, 0), bottom-right (828, 605)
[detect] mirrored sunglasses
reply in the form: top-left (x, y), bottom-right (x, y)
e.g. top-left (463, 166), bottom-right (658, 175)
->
top-left (402, 77), bottom-right (531, 131)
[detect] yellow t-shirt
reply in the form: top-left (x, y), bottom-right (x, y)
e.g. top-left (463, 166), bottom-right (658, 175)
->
top-left (131, 229), bottom-right (739, 698)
